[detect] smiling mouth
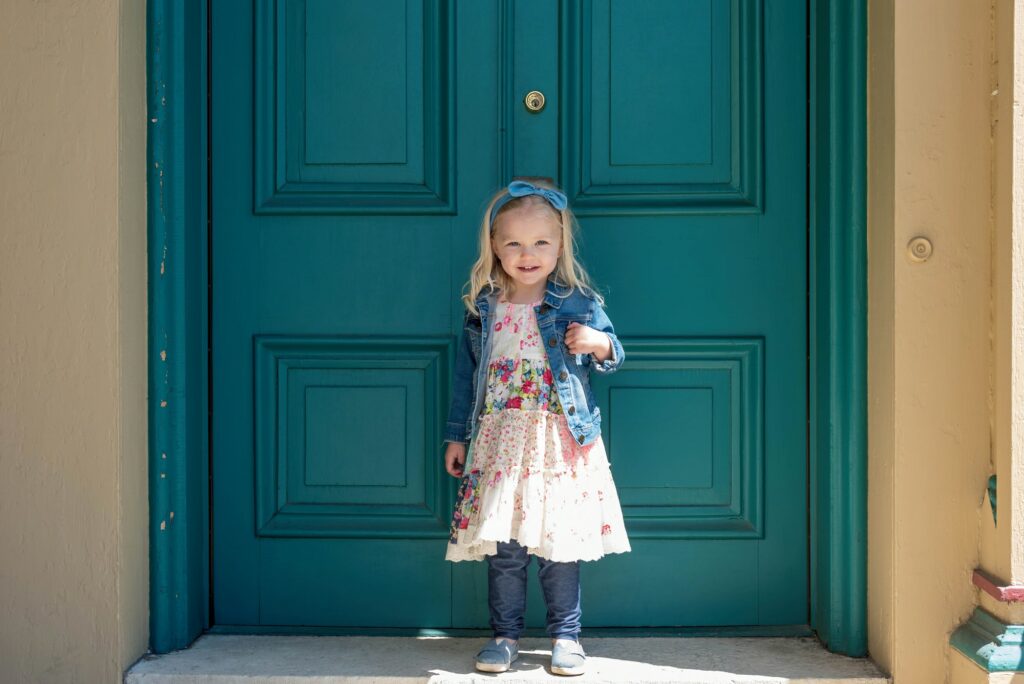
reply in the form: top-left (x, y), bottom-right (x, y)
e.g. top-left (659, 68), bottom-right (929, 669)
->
top-left (518, 266), bottom-right (539, 272)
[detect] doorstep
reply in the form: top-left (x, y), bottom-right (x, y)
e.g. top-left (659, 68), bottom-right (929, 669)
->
top-left (124, 634), bottom-right (891, 684)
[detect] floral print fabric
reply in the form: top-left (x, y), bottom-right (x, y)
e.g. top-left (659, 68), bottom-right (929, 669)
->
top-left (445, 297), bottom-right (631, 563)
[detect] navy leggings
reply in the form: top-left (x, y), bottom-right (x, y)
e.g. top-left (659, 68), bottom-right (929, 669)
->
top-left (486, 539), bottom-right (581, 641)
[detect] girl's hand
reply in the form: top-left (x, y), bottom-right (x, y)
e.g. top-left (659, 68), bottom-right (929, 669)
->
top-left (445, 441), bottom-right (467, 478)
top-left (565, 321), bottom-right (613, 360)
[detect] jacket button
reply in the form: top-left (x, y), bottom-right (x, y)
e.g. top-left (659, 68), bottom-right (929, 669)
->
top-left (559, 370), bottom-right (568, 381)
top-left (568, 406), bottom-right (575, 415)
top-left (539, 304), bottom-right (549, 313)
top-left (577, 434), bottom-right (585, 445)
top-left (548, 336), bottom-right (557, 347)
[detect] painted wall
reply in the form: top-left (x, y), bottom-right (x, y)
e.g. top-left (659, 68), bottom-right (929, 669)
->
top-left (0, 1), bottom-right (149, 683)
top-left (867, 0), bottom-right (997, 682)
top-left (975, 0), bottom-right (1024, 662)
top-left (988, 0), bottom-right (1024, 591)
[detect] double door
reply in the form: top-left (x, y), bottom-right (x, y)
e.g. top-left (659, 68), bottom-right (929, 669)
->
top-left (211, 0), bottom-right (808, 629)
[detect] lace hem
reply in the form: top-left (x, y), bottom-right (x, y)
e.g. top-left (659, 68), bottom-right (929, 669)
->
top-left (445, 409), bottom-right (631, 563)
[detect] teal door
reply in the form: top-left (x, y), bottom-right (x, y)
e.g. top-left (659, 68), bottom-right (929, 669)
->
top-left (212, 0), bottom-right (807, 630)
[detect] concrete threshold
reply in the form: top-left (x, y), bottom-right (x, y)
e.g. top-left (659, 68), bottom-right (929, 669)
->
top-left (125, 634), bottom-right (891, 684)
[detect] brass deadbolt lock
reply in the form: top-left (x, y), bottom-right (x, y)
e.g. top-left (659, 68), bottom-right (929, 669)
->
top-left (524, 90), bottom-right (546, 112)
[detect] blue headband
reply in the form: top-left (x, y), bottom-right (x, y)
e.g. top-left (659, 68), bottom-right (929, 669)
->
top-left (489, 180), bottom-right (568, 227)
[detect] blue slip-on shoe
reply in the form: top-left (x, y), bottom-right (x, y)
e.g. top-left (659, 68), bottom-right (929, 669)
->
top-left (550, 638), bottom-right (586, 676)
top-left (474, 638), bottom-right (519, 673)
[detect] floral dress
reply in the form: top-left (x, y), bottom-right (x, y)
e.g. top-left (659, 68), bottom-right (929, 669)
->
top-left (445, 296), bottom-right (632, 563)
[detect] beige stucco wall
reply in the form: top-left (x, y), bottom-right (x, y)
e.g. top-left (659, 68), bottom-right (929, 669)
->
top-left (867, 0), bottom-right (1000, 683)
top-left (971, 0), bottom-right (1024, 677)
top-left (0, 1), bottom-right (149, 683)
top-left (867, 0), bottom-right (896, 676)
top-left (989, 0), bottom-right (1024, 592)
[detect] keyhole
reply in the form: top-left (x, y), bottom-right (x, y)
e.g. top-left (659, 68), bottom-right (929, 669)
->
top-left (524, 90), bottom-right (546, 113)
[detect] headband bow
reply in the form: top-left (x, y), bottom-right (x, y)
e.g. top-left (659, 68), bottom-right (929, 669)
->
top-left (489, 180), bottom-right (568, 227)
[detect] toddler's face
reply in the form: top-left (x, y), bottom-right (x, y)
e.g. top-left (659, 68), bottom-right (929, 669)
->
top-left (491, 210), bottom-right (563, 290)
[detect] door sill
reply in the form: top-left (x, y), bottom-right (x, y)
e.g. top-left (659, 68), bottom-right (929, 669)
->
top-left (126, 633), bottom-right (890, 683)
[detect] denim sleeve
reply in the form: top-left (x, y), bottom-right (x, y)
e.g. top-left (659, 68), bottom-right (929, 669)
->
top-left (588, 298), bottom-right (625, 374)
top-left (443, 312), bottom-right (478, 444)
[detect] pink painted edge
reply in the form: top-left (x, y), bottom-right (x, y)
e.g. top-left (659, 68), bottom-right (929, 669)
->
top-left (973, 568), bottom-right (1024, 602)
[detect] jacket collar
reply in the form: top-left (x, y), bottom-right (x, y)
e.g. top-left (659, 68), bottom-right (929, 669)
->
top-left (475, 274), bottom-right (571, 312)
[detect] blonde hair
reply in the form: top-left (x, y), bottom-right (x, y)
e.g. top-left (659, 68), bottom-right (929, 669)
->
top-left (460, 177), bottom-right (605, 317)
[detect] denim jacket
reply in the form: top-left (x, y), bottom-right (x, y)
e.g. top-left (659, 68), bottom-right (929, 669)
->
top-left (443, 275), bottom-right (626, 450)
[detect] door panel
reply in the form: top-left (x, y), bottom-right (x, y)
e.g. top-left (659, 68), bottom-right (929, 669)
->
top-left (212, 0), bottom-right (806, 629)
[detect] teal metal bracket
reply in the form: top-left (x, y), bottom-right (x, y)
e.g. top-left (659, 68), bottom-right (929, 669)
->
top-left (951, 607), bottom-right (1024, 672)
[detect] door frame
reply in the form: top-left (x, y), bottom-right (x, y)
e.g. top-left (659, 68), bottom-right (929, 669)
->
top-left (146, 0), bottom-right (867, 656)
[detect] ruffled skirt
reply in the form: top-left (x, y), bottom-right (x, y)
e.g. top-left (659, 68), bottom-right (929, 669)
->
top-left (445, 408), bottom-right (631, 563)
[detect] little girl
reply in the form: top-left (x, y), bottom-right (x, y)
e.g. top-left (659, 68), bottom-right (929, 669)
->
top-left (442, 178), bottom-right (631, 676)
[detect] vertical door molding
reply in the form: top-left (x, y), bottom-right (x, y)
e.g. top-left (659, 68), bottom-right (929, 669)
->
top-left (809, 0), bottom-right (868, 657)
top-left (147, 0), bottom-right (210, 654)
